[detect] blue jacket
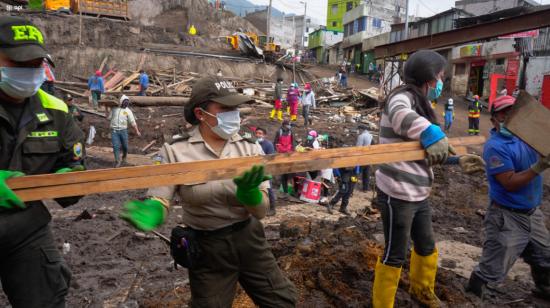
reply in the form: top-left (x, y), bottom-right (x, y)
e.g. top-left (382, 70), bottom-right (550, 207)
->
top-left (259, 139), bottom-right (275, 155)
top-left (139, 73), bottom-right (149, 88)
top-left (88, 76), bottom-right (105, 93)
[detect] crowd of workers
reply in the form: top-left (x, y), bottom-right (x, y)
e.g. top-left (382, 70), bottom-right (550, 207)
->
top-left (0, 17), bottom-right (549, 308)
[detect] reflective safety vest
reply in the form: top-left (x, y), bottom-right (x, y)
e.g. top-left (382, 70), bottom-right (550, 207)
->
top-left (468, 101), bottom-right (482, 118)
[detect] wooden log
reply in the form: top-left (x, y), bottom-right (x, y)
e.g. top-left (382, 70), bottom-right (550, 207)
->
top-left (141, 140), bottom-right (156, 152)
top-left (505, 91), bottom-right (550, 156)
top-left (99, 96), bottom-right (190, 107)
top-left (56, 87), bottom-right (87, 98)
top-left (55, 81), bottom-right (88, 88)
top-left (7, 136), bottom-right (485, 202)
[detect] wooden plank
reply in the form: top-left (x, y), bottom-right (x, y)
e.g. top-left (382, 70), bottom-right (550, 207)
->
top-left (8, 137), bottom-right (484, 202)
top-left (104, 72), bottom-right (126, 90)
top-left (505, 91), bottom-right (550, 156)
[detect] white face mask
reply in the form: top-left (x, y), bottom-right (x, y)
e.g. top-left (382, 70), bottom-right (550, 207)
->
top-left (202, 108), bottom-right (241, 140)
top-left (0, 67), bottom-right (46, 99)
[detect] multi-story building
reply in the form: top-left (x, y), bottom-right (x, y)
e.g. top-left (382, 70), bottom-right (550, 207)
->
top-left (245, 9), bottom-right (316, 50)
top-left (342, 0), bottom-right (406, 72)
top-left (308, 27), bottom-right (344, 64)
top-left (326, 0), bottom-right (362, 32)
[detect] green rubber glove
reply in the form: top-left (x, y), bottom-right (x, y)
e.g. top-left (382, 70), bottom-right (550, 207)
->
top-left (120, 199), bottom-right (166, 231)
top-left (0, 170), bottom-right (25, 210)
top-left (532, 156), bottom-right (550, 174)
top-left (233, 165), bottom-right (272, 207)
top-left (55, 165), bottom-right (86, 173)
top-left (425, 137), bottom-right (456, 166)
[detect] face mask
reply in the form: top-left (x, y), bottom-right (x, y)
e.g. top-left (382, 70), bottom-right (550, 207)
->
top-left (121, 100), bottom-right (129, 108)
top-left (499, 122), bottom-right (514, 138)
top-left (0, 67), bottom-right (46, 99)
top-left (307, 135), bottom-right (313, 141)
top-left (202, 109), bottom-right (241, 140)
top-left (257, 137), bottom-right (264, 143)
top-left (427, 79), bottom-right (443, 101)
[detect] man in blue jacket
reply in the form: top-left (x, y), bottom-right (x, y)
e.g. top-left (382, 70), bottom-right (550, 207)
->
top-left (139, 70), bottom-right (149, 96)
top-left (328, 166), bottom-right (361, 215)
top-left (88, 70), bottom-right (105, 110)
top-left (467, 95), bottom-right (550, 299)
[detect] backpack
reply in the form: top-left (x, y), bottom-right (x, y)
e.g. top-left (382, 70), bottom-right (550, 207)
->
top-left (276, 129), bottom-right (293, 153)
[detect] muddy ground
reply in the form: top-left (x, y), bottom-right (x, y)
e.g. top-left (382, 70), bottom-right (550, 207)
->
top-left (1, 70), bottom-right (549, 308)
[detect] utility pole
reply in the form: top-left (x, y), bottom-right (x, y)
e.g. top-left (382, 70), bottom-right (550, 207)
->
top-left (267, 0), bottom-right (272, 39)
top-left (403, 0), bottom-right (409, 40)
top-left (301, 1), bottom-right (308, 50)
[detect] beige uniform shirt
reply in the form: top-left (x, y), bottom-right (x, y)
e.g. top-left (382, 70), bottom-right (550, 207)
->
top-left (147, 126), bottom-right (270, 231)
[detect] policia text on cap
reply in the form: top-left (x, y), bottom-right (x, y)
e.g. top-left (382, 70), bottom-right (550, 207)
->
top-left (0, 17), bottom-right (86, 307)
top-left (120, 76), bottom-right (298, 307)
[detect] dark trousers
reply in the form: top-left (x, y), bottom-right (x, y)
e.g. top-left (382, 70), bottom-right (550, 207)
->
top-left (188, 217), bottom-right (297, 307)
top-left (330, 180), bottom-right (355, 209)
top-left (468, 117), bottom-right (480, 135)
top-left (111, 129), bottom-right (129, 162)
top-left (0, 224), bottom-right (71, 308)
top-left (139, 86), bottom-right (148, 96)
top-left (375, 188), bottom-right (435, 267)
top-left (268, 180), bottom-right (276, 210)
top-left (280, 173), bottom-right (293, 194)
top-left (361, 166), bottom-right (370, 191)
top-left (302, 105), bottom-right (312, 127)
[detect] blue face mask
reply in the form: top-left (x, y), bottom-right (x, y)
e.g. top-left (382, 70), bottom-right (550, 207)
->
top-left (202, 109), bottom-right (241, 140)
top-left (0, 67), bottom-right (46, 99)
top-left (427, 79), bottom-right (443, 101)
top-left (499, 122), bottom-right (514, 138)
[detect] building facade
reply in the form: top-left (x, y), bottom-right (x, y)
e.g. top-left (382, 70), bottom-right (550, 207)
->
top-left (342, 0), bottom-right (405, 73)
top-left (326, 0), bottom-right (361, 32)
top-left (308, 27), bottom-right (344, 64)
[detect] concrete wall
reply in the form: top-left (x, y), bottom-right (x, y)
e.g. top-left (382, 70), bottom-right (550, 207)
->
top-left (455, 0), bottom-right (518, 16)
top-left (526, 56), bottom-right (550, 98)
top-left (361, 32), bottom-right (389, 52)
top-left (128, 0), bottom-right (207, 26)
top-left (52, 47), bottom-right (291, 83)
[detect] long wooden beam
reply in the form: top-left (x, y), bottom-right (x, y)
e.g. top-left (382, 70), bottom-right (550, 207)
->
top-left (8, 136), bottom-right (485, 202)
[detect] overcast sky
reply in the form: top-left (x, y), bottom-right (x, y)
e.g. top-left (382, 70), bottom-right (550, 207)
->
top-left (249, 0), bottom-right (550, 25)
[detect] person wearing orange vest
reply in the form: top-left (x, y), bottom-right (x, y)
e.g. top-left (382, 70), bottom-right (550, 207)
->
top-left (468, 95), bottom-right (482, 135)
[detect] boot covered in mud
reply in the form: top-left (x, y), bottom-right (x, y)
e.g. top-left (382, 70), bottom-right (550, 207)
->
top-left (339, 204), bottom-right (350, 216)
top-left (372, 257), bottom-right (402, 308)
top-left (466, 271), bottom-right (488, 299)
top-left (270, 109), bottom-right (276, 119)
top-left (531, 265), bottom-right (550, 299)
top-left (409, 248), bottom-right (441, 308)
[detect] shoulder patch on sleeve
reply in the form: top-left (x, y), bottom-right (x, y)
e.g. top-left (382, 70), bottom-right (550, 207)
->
top-left (488, 155), bottom-right (504, 169)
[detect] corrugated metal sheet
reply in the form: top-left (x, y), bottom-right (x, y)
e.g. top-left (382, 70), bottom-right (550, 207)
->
top-left (517, 27), bottom-right (550, 56)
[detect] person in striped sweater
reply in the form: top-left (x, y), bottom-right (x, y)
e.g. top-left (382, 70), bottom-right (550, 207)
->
top-left (371, 50), bottom-right (485, 308)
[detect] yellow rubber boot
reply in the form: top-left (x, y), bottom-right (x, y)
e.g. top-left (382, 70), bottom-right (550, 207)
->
top-left (286, 106), bottom-right (291, 115)
top-left (270, 109), bottom-right (276, 119)
top-left (290, 114), bottom-right (297, 121)
top-left (277, 110), bottom-right (283, 121)
top-left (372, 258), bottom-right (402, 308)
top-left (409, 249), bottom-right (441, 308)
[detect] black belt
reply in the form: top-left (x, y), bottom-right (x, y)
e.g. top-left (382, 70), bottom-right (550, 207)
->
top-left (193, 218), bottom-right (251, 237)
top-left (493, 202), bottom-right (536, 215)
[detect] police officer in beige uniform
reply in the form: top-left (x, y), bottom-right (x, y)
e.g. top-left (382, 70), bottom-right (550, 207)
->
top-left (121, 76), bottom-right (297, 307)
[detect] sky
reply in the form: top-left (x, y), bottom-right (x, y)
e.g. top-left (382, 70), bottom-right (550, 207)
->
top-left (249, 0), bottom-right (550, 26)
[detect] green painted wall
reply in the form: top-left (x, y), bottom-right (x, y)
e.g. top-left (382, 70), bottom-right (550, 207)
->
top-left (363, 51), bottom-right (375, 74)
top-left (326, 0), bottom-right (361, 32)
top-left (308, 30), bottom-right (323, 49)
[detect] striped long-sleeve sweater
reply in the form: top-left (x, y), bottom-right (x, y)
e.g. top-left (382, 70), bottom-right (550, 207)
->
top-left (375, 92), bottom-right (434, 202)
